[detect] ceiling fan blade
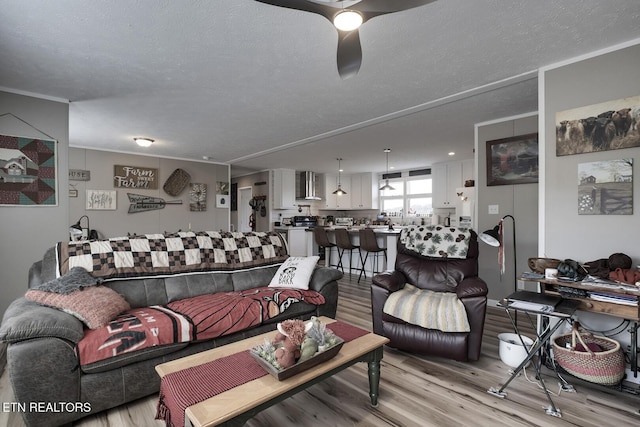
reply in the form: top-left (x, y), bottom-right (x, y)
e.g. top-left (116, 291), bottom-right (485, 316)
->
top-left (353, 0), bottom-right (437, 14)
top-left (336, 29), bottom-right (362, 79)
top-left (254, 0), bottom-right (335, 21)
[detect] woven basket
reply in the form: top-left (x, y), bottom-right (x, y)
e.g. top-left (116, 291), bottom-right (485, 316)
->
top-left (552, 323), bottom-right (625, 386)
top-left (163, 168), bottom-right (191, 196)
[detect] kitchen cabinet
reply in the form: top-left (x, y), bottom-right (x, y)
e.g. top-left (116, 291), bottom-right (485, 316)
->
top-left (350, 173), bottom-right (379, 210)
top-left (271, 168), bottom-right (296, 209)
top-left (322, 173), bottom-right (351, 209)
top-left (432, 160), bottom-right (474, 208)
top-left (275, 227), bottom-right (308, 256)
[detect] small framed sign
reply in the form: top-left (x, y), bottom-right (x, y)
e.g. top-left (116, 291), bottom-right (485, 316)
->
top-left (69, 169), bottom-right (90, 181)
top-left (216, 194), bottom-right (229, 208)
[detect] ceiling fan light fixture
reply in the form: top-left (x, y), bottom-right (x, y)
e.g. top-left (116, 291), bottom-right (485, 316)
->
top-left (134, 137), bottom-right (154, 147)
top-left (333, 10), bottom-right (363, 31)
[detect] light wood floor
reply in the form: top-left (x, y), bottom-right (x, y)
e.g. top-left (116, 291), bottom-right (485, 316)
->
top-left (2, 274), bottom-right (639, 426)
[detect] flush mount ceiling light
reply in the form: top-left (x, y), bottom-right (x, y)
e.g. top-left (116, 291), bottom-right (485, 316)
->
top-left (333, 158), bottom-right (347, 195)
top-left (379, 148), bottom-right (395, 191)
top-left (333, 10), bottom-right (362, 31)
top-left (134, 137), bottom-right (154, 147)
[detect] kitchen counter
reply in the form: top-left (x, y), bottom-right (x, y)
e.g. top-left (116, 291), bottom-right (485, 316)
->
top-left (306, 227), bottom-right (402, 275)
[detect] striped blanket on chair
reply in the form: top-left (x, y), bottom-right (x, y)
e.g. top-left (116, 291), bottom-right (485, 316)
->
top-left (383, 284), bottom-right (470, 333)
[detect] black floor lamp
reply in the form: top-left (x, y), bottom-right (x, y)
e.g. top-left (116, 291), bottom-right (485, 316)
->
top-left (479, 214), bottom-right (517, 294)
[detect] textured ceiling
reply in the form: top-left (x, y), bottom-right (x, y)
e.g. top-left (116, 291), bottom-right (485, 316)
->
top-left (1, 0), bottom-right (639, 177)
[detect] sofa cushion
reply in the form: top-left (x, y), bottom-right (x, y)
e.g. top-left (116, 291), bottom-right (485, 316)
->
top-left (25, 286), bottom-right (130, 330)
top-left (76, 287), bottom-right (325, 370)
top-left (269, 256), bottom-right (319, 290)
top-left (0, 298), bottom-right (85, 344)
top-left (78, 306), bottom-right (194, 370)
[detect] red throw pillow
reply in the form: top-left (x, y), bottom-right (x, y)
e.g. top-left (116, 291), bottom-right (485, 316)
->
top-left (25, 286), bottom-right (130, 329)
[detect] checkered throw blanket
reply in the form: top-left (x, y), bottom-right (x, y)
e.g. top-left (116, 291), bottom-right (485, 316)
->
top-left (56, 231), bottom-right (288, 281)
top-left (400, 225), bottom-right (471, 259)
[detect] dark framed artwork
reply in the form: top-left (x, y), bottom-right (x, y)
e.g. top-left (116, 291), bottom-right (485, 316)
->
top-left (486, 133), bottom-right (539, 186)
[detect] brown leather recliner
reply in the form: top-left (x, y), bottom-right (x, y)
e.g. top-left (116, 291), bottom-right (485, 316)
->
top-left (371, 230), bottom-right (488, 361)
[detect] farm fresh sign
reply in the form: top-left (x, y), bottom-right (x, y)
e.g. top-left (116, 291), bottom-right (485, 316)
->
top-left (114, 165), bottom-right (158, 189)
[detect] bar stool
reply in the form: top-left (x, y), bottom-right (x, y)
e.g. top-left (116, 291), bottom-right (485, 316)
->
top-left (358, 228), bottom-right (387, 283)
top-left (334, 228), bottom-right (364, 278)
top-left (313, 227), bottom-right (337, 268)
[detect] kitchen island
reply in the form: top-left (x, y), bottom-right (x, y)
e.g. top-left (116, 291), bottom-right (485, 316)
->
top-left (307, 227), bottom-right (402, 277)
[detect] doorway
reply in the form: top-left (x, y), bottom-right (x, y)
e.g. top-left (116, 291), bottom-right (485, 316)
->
top-left (238, 187), bottom-right (252, 232)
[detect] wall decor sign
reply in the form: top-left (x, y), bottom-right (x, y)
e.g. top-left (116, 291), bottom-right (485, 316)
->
top-left (69, 169), bottom-right (90, 181)
top-left (486, 133), bottom-right (538, 186)
top-left (578, 159), bottom-right (632, 215)
top-left (190, 183), bottom-right (207, 211)
top-left (216, 194), bottom-right (229, 208)
top-left (113, 165), bottom-right (158, 189)
top-left (127, 193), bottom-right (182, 213)
top-left (556, 94), bottom-right (640, 156)
top-left (0, 134), bottom-right (57, 206)
top-left (86, 190), bottom-right (117, 210)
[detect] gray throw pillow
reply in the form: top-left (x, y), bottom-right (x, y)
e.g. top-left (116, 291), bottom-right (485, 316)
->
top-left (36, 266), bottom-right (99, 294)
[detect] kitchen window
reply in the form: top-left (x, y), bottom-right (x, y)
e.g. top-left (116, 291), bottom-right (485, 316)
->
top-left (380, 176), bottom-right (432, 219)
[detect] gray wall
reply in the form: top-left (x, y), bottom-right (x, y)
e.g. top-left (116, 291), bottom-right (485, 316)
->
top-left (0, 91), bottom-right (69, 317)
top-left (69, 148), bottom-right (230, 237)
top-left (541, 43), bottom-right (640, 344)
top-left (542, 43), bottom-right (640, 263)
top-left (476, 114), bottom-right (539, 301)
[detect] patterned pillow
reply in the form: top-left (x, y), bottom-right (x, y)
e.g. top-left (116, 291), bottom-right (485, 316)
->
top-left (268, 256), bottom-right (319, 290)
top-left (25, 286), bottom-right (130, 329)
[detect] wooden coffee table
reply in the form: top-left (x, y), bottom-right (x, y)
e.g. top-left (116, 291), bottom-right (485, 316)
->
top-left (155, 317), bottom-right (390, 427)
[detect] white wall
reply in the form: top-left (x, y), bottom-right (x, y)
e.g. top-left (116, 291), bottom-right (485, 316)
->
top-left (0, 91), bottom-right (69, 317)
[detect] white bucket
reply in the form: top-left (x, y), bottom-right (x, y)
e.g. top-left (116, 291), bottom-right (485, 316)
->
top-left (498, 333), bottom-right (534, 368)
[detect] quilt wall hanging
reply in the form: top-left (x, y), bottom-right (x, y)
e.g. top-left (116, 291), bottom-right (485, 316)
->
top-left (0, 134), bottom-right (57, 206)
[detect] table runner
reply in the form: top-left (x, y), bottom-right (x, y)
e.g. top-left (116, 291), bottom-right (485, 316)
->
top-left (156, 321), bottom-right (369, 427)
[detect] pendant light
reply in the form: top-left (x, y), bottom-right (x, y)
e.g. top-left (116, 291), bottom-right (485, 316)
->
top-left (379, 149), bottom-right (395, 191)
top-left (332, 158), bottom-right (347, 195)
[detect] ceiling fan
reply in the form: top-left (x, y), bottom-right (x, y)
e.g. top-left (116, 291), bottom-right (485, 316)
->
top-left (255, 0), bottom-right (437, 79)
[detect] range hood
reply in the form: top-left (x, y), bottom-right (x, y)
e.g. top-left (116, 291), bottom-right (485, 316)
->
top-left (296, 171), bottom-right (321, 200)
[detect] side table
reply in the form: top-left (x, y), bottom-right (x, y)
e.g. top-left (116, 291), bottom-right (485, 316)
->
top-left (488, 291), bottom-right (580, 418)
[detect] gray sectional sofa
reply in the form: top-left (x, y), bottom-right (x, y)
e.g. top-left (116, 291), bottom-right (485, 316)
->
top-left (0, 231), bottom-right (340, 426)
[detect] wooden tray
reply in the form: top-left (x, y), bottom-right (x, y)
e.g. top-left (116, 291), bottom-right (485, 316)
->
top-left (251, 337), bottom-right (344, 381)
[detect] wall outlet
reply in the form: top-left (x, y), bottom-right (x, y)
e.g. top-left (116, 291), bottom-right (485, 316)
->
top-left (488, 204), bottom-right (499, 214)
